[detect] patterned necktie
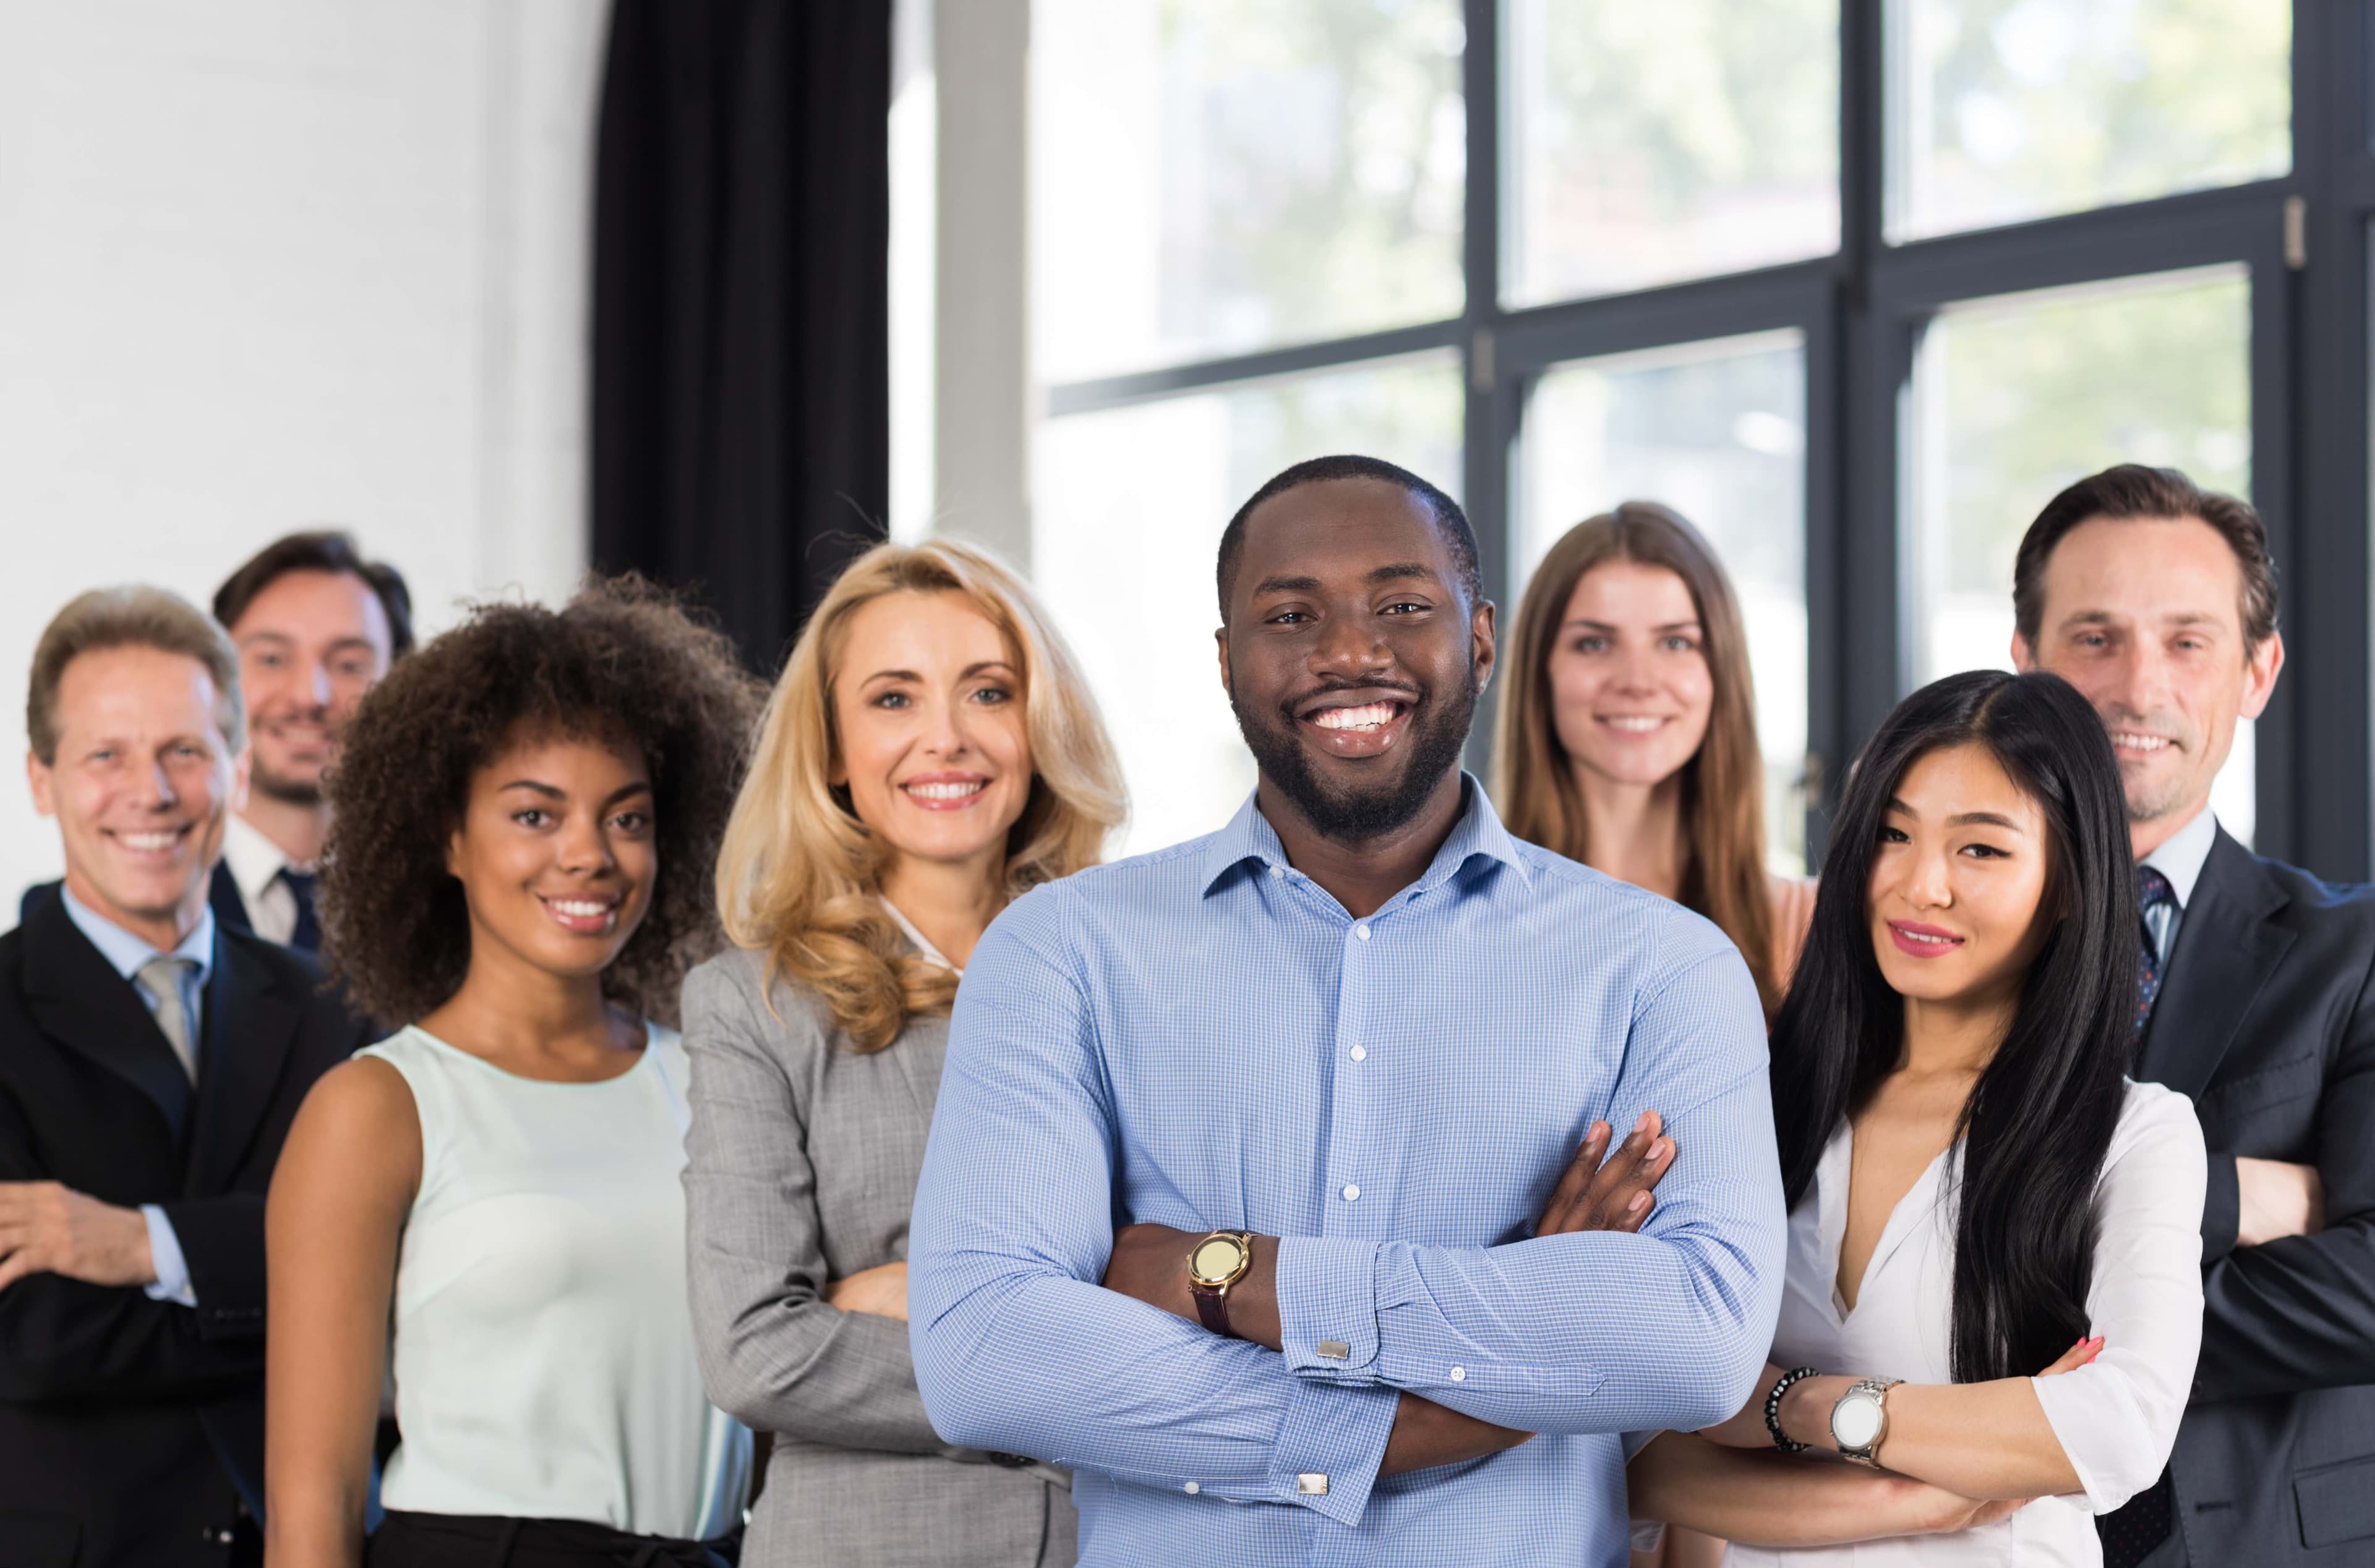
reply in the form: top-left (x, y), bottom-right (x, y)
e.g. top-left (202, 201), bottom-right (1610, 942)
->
top-left (2100, 863), bottom-right (2180, 1567)
top-left (2133, 864), bottom-right (2176, 1038)
top-left (278, 866), bottom-right (322, 953)
top-left (134, 955), bottom-right (200, 1084)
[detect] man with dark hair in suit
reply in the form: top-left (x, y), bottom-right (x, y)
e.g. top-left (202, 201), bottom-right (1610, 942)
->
top-left (2, 585), bottom-right (367, 1566)
top-left (207, 531), bottom-right (412, 950)
top-left (2013, 463), bottom-right (2375, 1566)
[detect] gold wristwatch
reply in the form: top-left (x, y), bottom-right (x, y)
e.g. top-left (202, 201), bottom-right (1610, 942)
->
top-left (1186, 1231), bottom-right (1256, 1337)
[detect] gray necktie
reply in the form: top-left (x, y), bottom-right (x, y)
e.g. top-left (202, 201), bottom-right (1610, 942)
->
top-left (134, 956), bottom-right (199, 1083)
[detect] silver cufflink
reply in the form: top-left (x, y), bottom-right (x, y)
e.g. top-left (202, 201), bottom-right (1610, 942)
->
top-left (1317, 1339), bottom-right (1350, 1359)
top-left (1296, 1473), bottom-right (1329, 1496)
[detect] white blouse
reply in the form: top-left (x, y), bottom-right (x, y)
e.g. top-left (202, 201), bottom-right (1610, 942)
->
top-left (1731, 1079), bottom-right (2206, 1567)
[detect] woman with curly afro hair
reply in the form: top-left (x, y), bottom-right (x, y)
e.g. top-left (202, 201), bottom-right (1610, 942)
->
top-left (262, 578), bottom-right (762, 1568)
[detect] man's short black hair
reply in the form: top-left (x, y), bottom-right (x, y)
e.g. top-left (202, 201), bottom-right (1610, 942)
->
top-left (1216, 455), bottom-right (1482, 620)
top-left (213, 530), bottom-right (416, 657)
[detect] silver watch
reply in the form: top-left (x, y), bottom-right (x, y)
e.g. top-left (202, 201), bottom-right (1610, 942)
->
top-left (1829, 1376), bottom-right (1902, 1466)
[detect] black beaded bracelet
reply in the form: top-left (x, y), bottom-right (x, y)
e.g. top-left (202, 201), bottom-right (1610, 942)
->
top-left (1764, 1366), bottom-right (1820, 1454)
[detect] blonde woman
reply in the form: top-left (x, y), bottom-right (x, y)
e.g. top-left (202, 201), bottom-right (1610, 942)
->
top-left (1496, 503), bottom-right (1815, 1021)
top-left (682, 540), bottom-right (1123, 1568)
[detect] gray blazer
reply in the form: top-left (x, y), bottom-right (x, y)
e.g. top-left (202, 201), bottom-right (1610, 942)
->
top-left (682, 946), bottom-right (1076, 1568)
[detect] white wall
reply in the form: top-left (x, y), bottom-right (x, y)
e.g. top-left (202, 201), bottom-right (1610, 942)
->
top-left (0, 0), bottom-right (606, 904)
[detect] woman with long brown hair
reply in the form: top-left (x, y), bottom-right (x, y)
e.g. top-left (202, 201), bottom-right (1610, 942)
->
top-left (679, 538), bottom-right (1124, 1567)
top-left (1496, 502), bottom-right (1814, 1018)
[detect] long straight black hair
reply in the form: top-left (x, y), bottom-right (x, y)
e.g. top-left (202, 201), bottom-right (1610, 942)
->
top-left (1771, 670), bottom-right (2137, 1383)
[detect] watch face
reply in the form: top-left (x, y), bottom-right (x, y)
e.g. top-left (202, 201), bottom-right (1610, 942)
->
top-left (1832, 1393), bottom-right (1884, 1450)
top-left (1189, 1236), bottom-right (1247, 1285)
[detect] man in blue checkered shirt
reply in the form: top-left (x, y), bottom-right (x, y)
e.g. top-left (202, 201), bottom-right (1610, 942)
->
top-left (911, 455), bottom-right (1787, 1566)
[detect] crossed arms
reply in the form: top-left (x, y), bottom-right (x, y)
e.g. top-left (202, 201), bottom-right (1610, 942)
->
top-left (905, 901), bottom-right (1787, 1528)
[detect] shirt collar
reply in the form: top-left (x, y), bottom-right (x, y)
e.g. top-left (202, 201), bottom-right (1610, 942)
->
top-left (59, 883), bottom-right (215, 986)
top-left (2140, 805), bottom-right (2219, 912)
top-left (220, 811), bottom-right (297, 909)
top-left (1199, 773), bottom-right (1532, 901)
top-left (881, 896), bottom-right (962, 976)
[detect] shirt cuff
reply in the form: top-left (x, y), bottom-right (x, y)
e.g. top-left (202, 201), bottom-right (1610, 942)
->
top-left (1264, 1375), bottom-right (1398, 1528)
top-left (1276, 1235), bottom-right (1382, 1380)
top-left (2200, 1151), bottom-right (2240, 1264)
top-left (140, 1204), bottom-right (197, 1307)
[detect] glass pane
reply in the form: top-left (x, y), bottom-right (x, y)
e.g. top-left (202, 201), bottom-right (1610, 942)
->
top-left (1518, 332), bottom-right (1810, 873)
top-left (1034, 356), bottom-right (1464, 855)
top-left (1032, 0), bottom-right (1465, 383)
top-left (1889, 0), bottom-right (2291, 242)
top-left (1906, 265), bottom-right (2256, 841)
top-left (1502, 0), bottom-right (1839, 308)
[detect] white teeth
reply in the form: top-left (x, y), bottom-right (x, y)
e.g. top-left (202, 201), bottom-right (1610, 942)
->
top-left (1900, 928), bottom-right (1956, 945)
top-left (118, 831), bottom-right (181, 851)
top-left (1312, 702), bottom-right (1399, 731)
top-left (1603, 716), bottom-right (1665, 733)
top-left (549, 899), bottom-right (614, 917)
top-left (2112, 733), bottom-right (2172, 753)
top-left (905, 779), bottom-right (986, 800)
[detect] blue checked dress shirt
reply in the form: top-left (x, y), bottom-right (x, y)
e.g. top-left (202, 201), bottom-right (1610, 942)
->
top-left (910, 781), bottom-right (1787, 1567)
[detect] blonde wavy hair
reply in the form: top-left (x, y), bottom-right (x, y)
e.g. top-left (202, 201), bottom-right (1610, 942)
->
top-left (715, 539), bottom-right (1125, 1051)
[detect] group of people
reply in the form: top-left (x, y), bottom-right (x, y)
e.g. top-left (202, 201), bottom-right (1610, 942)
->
top-left (0, 453), bottom-right (2361, 1568)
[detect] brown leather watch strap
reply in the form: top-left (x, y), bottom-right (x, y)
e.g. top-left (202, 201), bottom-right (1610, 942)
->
top-left (1192, 1282), bottom-right (1232, 1336)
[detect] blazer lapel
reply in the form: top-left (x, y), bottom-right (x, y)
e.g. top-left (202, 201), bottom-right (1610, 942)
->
top-left (20, 895), bottom-right (191, 1144)
top-left (184, 933), bottom-right (301, 1196)
top-left (2139, 828), bottom-right (2293, 1099)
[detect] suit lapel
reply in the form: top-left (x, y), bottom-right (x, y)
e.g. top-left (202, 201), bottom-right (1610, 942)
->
top-left (184, 933), bottom-right (302, 1196)
top-left (208, 860), bottom-right (253, 936)
top-left (2139, 828), bottom-right (2293, 1099)
top-left (20, 896), bottom-right (191, 1144)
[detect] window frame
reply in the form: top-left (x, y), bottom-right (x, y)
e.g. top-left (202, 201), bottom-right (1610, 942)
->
top-left (1035, 0), bottom-right (2375, 878)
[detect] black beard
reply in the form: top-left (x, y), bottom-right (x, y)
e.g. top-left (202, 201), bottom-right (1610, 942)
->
top-left (1232, 666), bottom-right (1478, 844)
top-left (251, 764), bottom-right (324, 808)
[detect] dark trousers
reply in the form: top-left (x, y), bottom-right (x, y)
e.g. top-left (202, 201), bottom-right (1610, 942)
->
top-left (366, 1512), bottom-right (739, 1568)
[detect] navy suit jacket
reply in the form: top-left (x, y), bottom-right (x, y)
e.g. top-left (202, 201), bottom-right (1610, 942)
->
top-left (2138, 827), bottom-right (2375, 1562)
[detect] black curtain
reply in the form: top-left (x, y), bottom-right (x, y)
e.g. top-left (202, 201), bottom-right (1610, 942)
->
top-left (591, 0), bottom-right (892, 677)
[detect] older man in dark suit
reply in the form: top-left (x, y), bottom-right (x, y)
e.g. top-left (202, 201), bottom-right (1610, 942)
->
top-left (1, 586), bottom-right (366, 1567)
top-left (2015, 464), bottom-right (2375, 1566)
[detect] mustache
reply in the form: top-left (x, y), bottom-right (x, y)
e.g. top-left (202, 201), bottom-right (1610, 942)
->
top-left (1278, 679), bottom-right (1425, 716)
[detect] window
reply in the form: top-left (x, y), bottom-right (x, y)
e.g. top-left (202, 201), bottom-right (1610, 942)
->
top-left (1017, 0), bottom-right (2370, 875)
top-left (1503, 0), bottom-right (1839, 306)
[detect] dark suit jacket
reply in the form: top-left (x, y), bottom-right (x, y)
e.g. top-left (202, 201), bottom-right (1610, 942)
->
top-left (2138, 826), bottom-right (2375, 1563)
top-left (19, 862), bottom-right (254, 942)
top-left (0, 893), bottom-right (367, 1567)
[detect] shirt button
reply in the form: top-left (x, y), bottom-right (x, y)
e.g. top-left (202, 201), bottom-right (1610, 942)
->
top-left (1354, 923), bottom-right (1371, 940)
top-left (1342, 1183), bottom-right (1361, 1202)
top-left (1184, 1480), bottom-right (1201, 1495)
top-left (1450, 1365), bottom-right (1467, 1382)
top-left (1350, 1045), bottom-right (1367, 1062)
top-left (1269, 865), bottom-right (1284, 878)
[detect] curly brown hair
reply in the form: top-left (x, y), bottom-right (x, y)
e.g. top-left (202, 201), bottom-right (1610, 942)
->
top-left (318, 576), bottom-right (761, 1026)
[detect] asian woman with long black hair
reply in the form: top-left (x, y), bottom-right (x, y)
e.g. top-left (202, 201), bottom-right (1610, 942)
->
top-left (1627, 669), bottom-right (2205, 1564)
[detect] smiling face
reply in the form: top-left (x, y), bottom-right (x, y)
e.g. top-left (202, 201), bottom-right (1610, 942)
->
top-left (1219, 478), bottom-right (1495, 841)
top-left (2014, 514), bottom-right (2282, 846)
top-left (29, 645), bottom-right (246, 948)
top-left (446, 727), bottom-right (654, 986)
top-left (229, 568), bottom-right (395, 803)
top-left (1546, 559), bottom-right (1713, 791)
top-left (829, 589), bottom-right (1033, 881)
top-left (1868, 742), bottom-right (2057, 1011)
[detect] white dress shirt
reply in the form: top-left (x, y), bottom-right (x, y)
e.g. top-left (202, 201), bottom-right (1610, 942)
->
top-left (57, 887), bottom-right (212, 1308)
top-left (1731, 1081), bottom-right (2207, 1566)
top-left (219, 811), bottom-right (305, 946)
